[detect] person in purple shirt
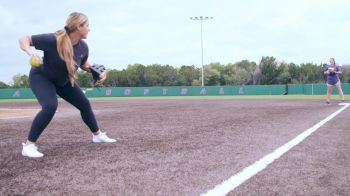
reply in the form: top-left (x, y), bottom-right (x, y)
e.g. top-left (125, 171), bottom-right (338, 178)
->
top-left (324, 58), bottom-right (345, 105)
top-left (18, 12), bottom-right (116, 158)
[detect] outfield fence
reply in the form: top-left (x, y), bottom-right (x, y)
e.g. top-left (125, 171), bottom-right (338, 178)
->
top-left (1, 83), bottom-right (349, 99)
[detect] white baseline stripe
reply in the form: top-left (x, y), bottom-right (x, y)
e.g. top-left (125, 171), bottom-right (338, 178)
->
top-left (202, 103), bottom-right (350, 196)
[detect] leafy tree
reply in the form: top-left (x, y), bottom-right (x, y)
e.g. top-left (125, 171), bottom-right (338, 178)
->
top-left (299, 63), bottom-right (323, 84)
top-left (221, 63), bottom-right (250, 85)
top-left (191, 79), bottom-right (201, 86)
top-left (252, 66), bottom-right (261, 85)
top-left (160, 65), bottom-right (178, 86)
top-left (340, 64), bottom-right (350, 83)
top-left (0, 81), bottom-right (9, 88)
top-left (205, 62), bottom-right (224, 85)
top-left (276, 63), bottom-right (291, 84)
top-left (116, 69), bottom-right (129, 87)
top-left (204, 65), bottom-right (220, 86)
top-left (235, 60), bottom-right (257, 84)
top-left (9, 58), bottom-right (350, 87)
top-left (76, 71), bottom-right (93, 87)
top-left (178, 65), bottom-right (200, 86)
top-left (144, 64), bottom-right (161, 86)
top-left (288, 63), bottom-right (300, 84)
top-left (12, 74), bottom-right (29, 88)
top-left (104, 69), bottom-right (119, 87)
top-left (126, 64), bottom-right (146, 86)
top-left (259, 56), bottom-right (279, 85)
top-left (221, 63), bottom-right (235, 85)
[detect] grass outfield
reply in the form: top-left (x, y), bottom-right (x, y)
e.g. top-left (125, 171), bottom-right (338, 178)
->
top-left (0, 94), bottom-right (349, 102)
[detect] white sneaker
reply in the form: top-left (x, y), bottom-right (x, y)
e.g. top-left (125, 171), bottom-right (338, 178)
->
top-left (22, 143), bottom-right (44, 158)
top-left (92, 132), bottom-right (116, 143)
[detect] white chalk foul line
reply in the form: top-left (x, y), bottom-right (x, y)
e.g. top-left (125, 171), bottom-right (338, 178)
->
top-left (202, 103), bottom-right (350, 196)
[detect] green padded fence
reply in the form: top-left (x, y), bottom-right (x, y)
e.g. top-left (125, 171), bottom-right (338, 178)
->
top-left (0, 84), bottom-right (349, 99)
top-left (81, 85), bottom-right (287, 97)
top-left (0, 88), bottom-right (36, 99)
top-left (288, 83), bottom-right (350, 95)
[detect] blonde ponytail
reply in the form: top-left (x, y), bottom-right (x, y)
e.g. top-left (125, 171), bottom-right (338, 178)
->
top-left (56, 29), bottom-right (75, 86)
top-left (55, 12), bottom-right (88, 86)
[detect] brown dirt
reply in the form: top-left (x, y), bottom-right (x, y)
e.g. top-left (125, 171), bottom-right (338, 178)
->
top-left (0, 99), bottom-right (349, 195)
top-left (0, 108), bottom-right (39, 119)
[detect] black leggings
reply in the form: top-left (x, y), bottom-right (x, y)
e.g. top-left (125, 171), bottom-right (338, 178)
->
top-left (28, 69), bottom-right (99, 142)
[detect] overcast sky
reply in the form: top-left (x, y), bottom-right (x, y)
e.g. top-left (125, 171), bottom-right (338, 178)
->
top-left (1, 0), bottom-right (349, 84)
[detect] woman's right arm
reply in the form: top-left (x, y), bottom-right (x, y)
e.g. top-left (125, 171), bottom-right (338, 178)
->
top-left (19, 36), bottom-right (35, 56)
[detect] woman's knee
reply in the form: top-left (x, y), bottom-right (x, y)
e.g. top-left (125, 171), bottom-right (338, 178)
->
top-left (80, 97), bottom-right (90, 105)
top-left (327, 87), bottom-right (332, 93)
top-left (42, 102), bottom-right (58, 114)
top-left (337, 88), bottom-right (344, 94)
top-left (81, 101), bottom-right (92, 112)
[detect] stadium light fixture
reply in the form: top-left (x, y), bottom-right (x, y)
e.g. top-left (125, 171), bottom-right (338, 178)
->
top-left (190, 16), bottom-right (213, 87)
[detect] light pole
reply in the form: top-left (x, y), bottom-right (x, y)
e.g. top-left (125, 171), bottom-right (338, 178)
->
top-left (190, 16), bottom-right (213, 86)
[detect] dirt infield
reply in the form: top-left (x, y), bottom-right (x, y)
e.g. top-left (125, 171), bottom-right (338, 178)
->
top-left (0, 98), bottom-right (349, 195)
top-left (0, 108), bottom-right (39, 119)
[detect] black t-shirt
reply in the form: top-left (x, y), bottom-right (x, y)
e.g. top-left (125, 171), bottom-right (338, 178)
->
top-left (31, 33), bottom-right (89, 86)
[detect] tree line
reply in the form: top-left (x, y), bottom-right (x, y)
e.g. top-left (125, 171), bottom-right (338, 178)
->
top-left (2, 56), bottom-right (350, 88)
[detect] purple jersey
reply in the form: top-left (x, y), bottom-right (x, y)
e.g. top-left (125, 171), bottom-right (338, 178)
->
top-left (324, 65), bottom-right (340, 84)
